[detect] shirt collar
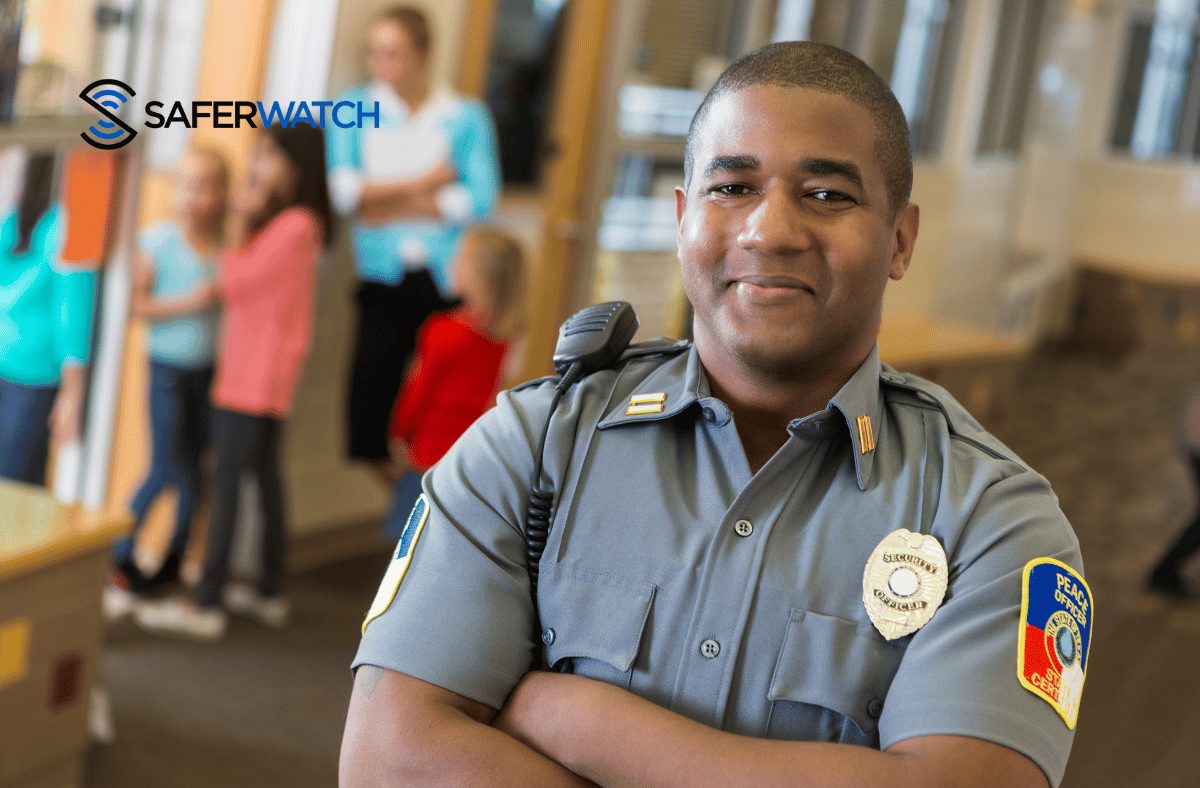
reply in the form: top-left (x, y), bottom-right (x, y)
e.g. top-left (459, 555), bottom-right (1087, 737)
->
top-left (597, 343), bottom-right (704, 429)
top-left (820, 343), bottom-right (883, 491)
top-left (596, 342), bottom-right (884, 490)
top-left (367, 81), bottom-right (457, 123)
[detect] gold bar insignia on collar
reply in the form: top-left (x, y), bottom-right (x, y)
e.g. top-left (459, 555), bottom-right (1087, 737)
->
top-left (627, 392), bottom-right (667, 415)
top-left (856, 414), bottom-right (875, 454)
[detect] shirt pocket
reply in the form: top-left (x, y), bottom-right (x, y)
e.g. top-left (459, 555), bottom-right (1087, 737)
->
top-left (537, 563), bottom-right (656, 690)
top-left (766, 609), bottom-right (906, 746)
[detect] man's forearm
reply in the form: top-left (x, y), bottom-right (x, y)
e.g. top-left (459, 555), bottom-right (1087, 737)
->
top-left (339, 666), bottom-right (595, 788)
top-left (495, 673), bottom-right (1050, 788)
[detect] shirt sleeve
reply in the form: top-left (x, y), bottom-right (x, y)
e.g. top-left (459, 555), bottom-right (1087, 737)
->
top-left (441, 100), bottom-right (501, 223)
top-left (137, 223), bottom-right (172, 257)
top-left (878, 449), bottom-right (1084, 788)
top-left (51, 265), bottom-right (96, 368)
top-left (219, 210), bottom-right (321, 302)
top-left (354, 380), bottom-right (552, 709)
top-left (325, 90), bottom-right (364, 216)
top-left (41, 205), bottom-right (94, 369)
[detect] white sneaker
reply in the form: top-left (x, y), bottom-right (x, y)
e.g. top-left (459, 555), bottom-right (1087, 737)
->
top-left (89, 686), bottom-right (116, 744)
top-left (103, 584), bottom-right (136, 623)
top-left (133, 597), bottom-right (226, 640)
top-left (222, 582), bottom-right (291, 628)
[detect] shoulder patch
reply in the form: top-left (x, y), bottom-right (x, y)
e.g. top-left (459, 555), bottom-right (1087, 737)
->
top-left (1018, 557), bottom-right (1093, 728)
top-left (362, 494), bottom-right (430, 635)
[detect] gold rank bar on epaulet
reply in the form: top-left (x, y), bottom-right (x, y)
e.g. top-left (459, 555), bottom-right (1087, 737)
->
top-left (856, 414), bottom-right (875, 453)
top-left (626, 392), bottom-right (667, 415)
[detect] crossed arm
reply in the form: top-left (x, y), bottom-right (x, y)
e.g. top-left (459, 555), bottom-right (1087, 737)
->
top-left (356, 161), bottom-right (458, 225)
top-left (339, 666), bottom-right (1050, 788)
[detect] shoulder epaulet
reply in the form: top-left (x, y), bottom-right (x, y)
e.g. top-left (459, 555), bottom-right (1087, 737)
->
top-left (880, 366), bottom-right (1021, 465)
top-left (615, 338), bottom-right (691, 365)
top-left (511, 374), bottom-right (559, 393)
top-left (509, 339), bottom-right (690, 394)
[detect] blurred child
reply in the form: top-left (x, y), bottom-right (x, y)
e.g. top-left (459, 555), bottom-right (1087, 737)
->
top-left (0, 148), bottom-right (94, 485)
top-left (383, 226), bottom-right (526, 539)
top-left (136, 125), bottom-right (331, 639)
top-left (109, 148), bottom-right (228, 595)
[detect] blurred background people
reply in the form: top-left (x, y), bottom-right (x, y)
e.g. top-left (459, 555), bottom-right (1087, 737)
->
top-left (0, 148), bottom-right (94, 486)
top-left (135, 124), bottom-right (331, 640)
top-left (108, 147), bottom-right (228, 599)
top-left (1149, 388), bottom-right (1200, 597)
top-left (326, 4), bottom-right (501, 484)
top-left (384, 225), bottom-right (526, 538)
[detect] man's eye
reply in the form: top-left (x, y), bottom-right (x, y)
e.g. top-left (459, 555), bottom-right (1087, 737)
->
top-left (710, 183), bottom-right (752, 196)
top-left (810, 189), bottom-right (854, 204)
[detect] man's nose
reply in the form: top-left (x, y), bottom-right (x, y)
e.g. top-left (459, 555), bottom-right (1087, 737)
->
top-left (736, 186), bottom-right (811, 255)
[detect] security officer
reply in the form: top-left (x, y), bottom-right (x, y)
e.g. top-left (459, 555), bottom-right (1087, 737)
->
top-left (340, 42), bottom-right (1088, 788)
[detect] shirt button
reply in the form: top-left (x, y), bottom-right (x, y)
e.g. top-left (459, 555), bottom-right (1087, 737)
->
top-left (867, 698), bottom-right (884, 719)
top-left (702, 407), bottom-right (716, 423)
top-left (541, 628), bottom-right (555, 646)
top-left (699, 638), bottom-right (720, 659)
top-left (734, 519), bottom-right (753, 537)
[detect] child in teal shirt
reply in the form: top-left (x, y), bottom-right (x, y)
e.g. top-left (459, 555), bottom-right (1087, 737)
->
top-left (109, 148), bottom-right (228, 594)
top-left (0, 182), bottom-right (96, 486)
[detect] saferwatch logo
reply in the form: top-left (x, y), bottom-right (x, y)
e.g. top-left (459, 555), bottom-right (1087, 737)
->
top-left (78, 78), bottom-right (381, 150)
top-left (79, 79), bottom-right (138, 150)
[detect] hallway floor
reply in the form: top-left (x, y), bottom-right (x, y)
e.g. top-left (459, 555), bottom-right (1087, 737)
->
top-left (85, 344), bottom-right (1200, 788)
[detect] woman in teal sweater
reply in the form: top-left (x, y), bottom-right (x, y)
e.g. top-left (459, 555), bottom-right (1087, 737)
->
top-left (0, 196), bottom-right (96, 486)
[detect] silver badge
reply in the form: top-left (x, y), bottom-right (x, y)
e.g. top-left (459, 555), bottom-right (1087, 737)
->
top-left (862, 528), bottom-right (948, 640)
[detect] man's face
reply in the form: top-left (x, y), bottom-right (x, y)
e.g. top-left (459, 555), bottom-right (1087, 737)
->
top-left (676, 85), bottom-right (918, 381)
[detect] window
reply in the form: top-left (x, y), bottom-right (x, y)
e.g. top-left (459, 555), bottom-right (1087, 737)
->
top-left (977, 0), bottom-right (1047, 156)
top-left (1112, 0), bottom-right (1200, 159)
top-left (772, 0), bottom-right (965, 157)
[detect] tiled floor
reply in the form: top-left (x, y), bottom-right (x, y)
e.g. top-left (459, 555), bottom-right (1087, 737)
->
top-left (85, 343), bottom-right (1200, 787)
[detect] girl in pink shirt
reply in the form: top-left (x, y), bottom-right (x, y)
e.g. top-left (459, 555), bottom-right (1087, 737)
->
top-left (137, 125), bottom-right (331, 639)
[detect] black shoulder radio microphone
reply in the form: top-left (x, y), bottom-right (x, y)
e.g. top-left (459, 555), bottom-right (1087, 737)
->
top-left (525, 301), bottom-right (639, 610)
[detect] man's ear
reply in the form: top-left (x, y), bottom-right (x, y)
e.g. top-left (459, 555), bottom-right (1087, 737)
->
top-left (889, 202), bottom-right (919, 281)
top-left (675, 184), bottom-right (688, 248)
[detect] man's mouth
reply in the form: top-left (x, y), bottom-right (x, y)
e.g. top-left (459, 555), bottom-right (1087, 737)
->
top-left (730, 274), bottom-right (815, 302)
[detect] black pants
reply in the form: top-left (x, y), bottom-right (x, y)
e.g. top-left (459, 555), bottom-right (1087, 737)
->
top-left (1155, 453), bottom-right (1200, 574)
top-left (194, 408), bottom-right (286, 607)
top-left (346, 271), bottom-right (452, 461)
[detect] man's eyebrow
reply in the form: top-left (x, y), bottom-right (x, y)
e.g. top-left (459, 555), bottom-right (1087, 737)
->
top-left (799, 157), bottom-right (863, 188)
top-left (703, 154), bottom-right (759, 178)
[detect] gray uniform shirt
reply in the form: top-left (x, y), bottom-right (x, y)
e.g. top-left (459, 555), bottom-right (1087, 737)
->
top-left (355, 341), bottom-right (1085, 787)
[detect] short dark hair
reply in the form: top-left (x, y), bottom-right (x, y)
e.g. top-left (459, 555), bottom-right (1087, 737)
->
top-left (684, 41), bottom-right (913, 216)
top-left (251, 124), bottom-right (334, 247)
top-left (376, 5), bottom-right (432, 54)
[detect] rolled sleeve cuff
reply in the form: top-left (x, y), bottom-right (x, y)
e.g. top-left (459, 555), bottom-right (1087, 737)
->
top-left (434, 183), bottom-right (474, 222)
top-left (330, 168), bottom-right (364, 216)
top-left (352, 629), bottom-right (527, 710)
top-left (880, 699), bottom-right (1072, 788)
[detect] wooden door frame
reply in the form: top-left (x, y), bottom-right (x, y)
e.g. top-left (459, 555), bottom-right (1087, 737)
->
top-left (457, 0), bottom-right (621, 381)
top-left (457, 0), bottom-right (499, 98)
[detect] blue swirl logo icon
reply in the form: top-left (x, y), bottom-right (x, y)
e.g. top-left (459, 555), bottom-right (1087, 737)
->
top-left (79, 79), bottom-right (137, 149)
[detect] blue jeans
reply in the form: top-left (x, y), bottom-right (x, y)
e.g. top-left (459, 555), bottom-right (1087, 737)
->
top-left (384, 470), bottom-right (424, 541)
top-left (0, 376), bottom-right (58, 486)
top-left (113, 361), bottom-right (214, 564)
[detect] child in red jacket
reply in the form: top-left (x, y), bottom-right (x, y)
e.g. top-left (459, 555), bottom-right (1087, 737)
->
top-left (384, 226), bottom-right (526, 538)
